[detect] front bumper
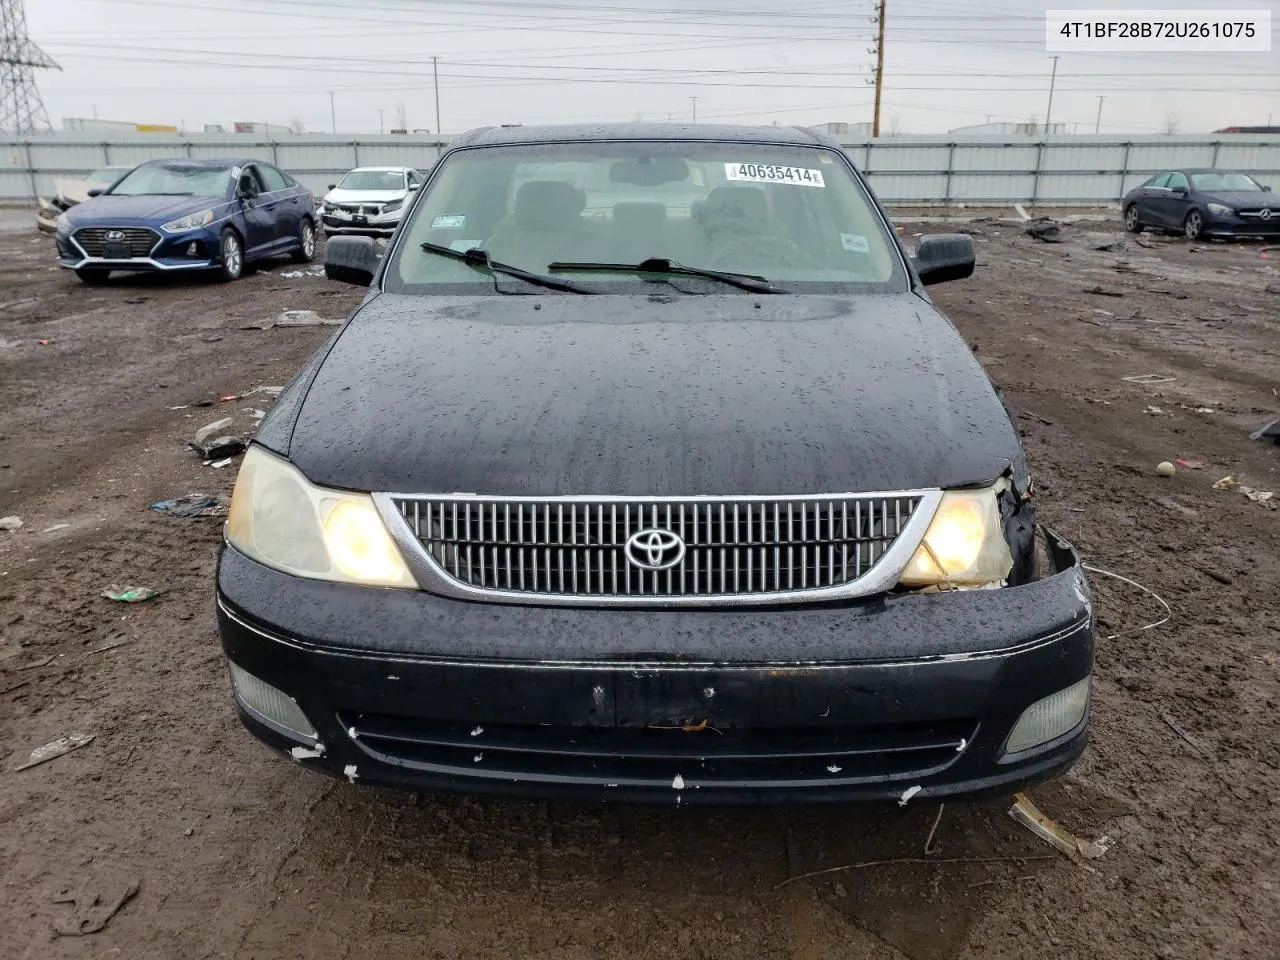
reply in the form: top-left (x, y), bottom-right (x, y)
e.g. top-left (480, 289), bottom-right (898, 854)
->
top-left (56, 225), bottom-right (222, 273)
top-left (216, 531), bottom-right (1093, 806)
top-left (321, 210), bottom-right (400, 236)
top-left (1203, 212), bottom-right (1280, 238)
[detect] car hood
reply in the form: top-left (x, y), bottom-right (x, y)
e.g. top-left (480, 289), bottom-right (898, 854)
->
top-left (66, 193), bottom-right (227, 225)
top-left (285, 294), bottom-right (1022, 497)
top-left (324, 188), bottom-right (406, 204)
top-left (1201, 190), bottom-right (1280, 208)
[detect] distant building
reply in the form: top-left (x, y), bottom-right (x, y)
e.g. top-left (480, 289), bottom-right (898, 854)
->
top-left (947, 122), bottom-right (1067, 136)
top-left (62, 118), bottom-right (178, 133)
top-left (814, 122), bottom-right (875, 137)
top-left (1213, 125), bottom-right (1280, 134)
top-left (231, 121), bottom-right (294, 136)
top-left (204, 124), bottom-right (227, 133)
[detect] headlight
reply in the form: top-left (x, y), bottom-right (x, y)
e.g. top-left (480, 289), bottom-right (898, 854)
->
top-left (226, 445), bottom-right (419, 589)
top-left (55, 212), bottom-right (70, 234)
top-left (896, 487), bottom-right (1013, 589)
top-left (1206, 202), bottom-right (1233, 216)
top-left (162, 208), bottom-right (216, 233)
top-left (382, 199), bottom-right (403, 214)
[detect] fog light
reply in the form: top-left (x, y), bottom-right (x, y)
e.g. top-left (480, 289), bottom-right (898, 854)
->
top-left (228, 662), bottom-right (317, 739)
top-left (1004, 676), bottom-right (1090, 754)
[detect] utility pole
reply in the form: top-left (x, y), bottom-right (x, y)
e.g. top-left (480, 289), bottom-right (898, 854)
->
top-left (432, 56), bottom-right (441, 135)
top-left (1095, 96), bottom-right (1105, 134)
top-left (379, 109), bottom-right (384, 134)
top-left (1044, 55), bottom-right (1060, 135)
top-left (872, 0), bottom-right (886, 137)
top-left (690, 96), bottom-right (698, 122)
top-left (0, 0), bottom-right (61, 134)
top-left (329, 91), bottom-right (335, 134)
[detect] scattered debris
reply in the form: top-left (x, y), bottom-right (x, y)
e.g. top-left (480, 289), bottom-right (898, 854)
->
top-left (217, 394), bottom-right (238, 403)
top-left (17, 654), bottom-right (57, 670)
top-left (672, 774), bottom-right (686, 790)
top-left (1025, 219), bottom-right (1062, 243)
top-left (1133, 236), bottom-right (1155, 249)
top-left (243, 309), bottom-right (342, 330)
top-left (1196, 567), bottom-right (1232, 586)
top-left (1242, 487), bottom-right (1274, 504)
top-left (290, 743), bottom-right (325, 760)
top-left (52, 879), bottom-right (140, 936)
top-left (1193, 407), bottom-right (1215, 414)
top-left (1084, 285), bottom-right (1124, 297)
top-left (898, 784), bottom-right (922, 807)
top-left (1018, 412), bottom-right (1055, 426)
top-left (0, 515), bottom-right (22, 532)
top-left (1250, 419), bottom-right (1279, 445)
top-left (239, 385), bottom-right (284, 398)
top-left (101, 586), bottom-right (164, 603)
top-left (188, 417), bottom-right (247, 461)
top-left (1143, 405), bottom-right (1165, 416)
top-left (85, 636), bottom-right (131, 655)
top-left (1084, 232), bottom-right (1127, 252)
top-left (1081, 563), bottom-right (1172, 640)
top-left (1156, 461), bottom-right (1175, 477)
top-left (15, 733), bottom-right (95, 771)
top-left (1175, 458), bottom-right (1205, 470)
top-left (1123, 374), bottom-right (1175, 384)
top-left (344, 764), bottom-right (358, 782)
top-left (1212, 475), bottom-right (1240, 492)
top-left (773, 853), bottom-right (1054, 890)
top-left (1009, 793), bottom-right (1111, 862)
top-left (42, 523), bottom-right (71, 533)
top-left (149, 494), bottom-right (227, 518)
top-left (278, 266), bottom-right (325, 279)
top-left (924, 804), bottom-right (945, 856)
top-left (209, 458), bottom-right (234, 469)
top-left (1013, 203), bottom-right (1032, 221)
top-left (1160, 713), bottom-right (1212, 759)
top-left (200, 334), bottom-right (223, 343)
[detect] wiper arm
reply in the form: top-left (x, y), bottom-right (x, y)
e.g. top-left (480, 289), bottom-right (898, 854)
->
top-left (547, 257), bottom-right (785, 294)
top-left (419, 242), bottom-right (594, 295)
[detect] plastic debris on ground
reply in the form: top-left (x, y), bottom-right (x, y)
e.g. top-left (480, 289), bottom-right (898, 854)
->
top-left (102, 585), bottom-right (164, 603)
top-left (1175, 458), bottom-right (1205, 470)
top-left (1083, 232), bottom-right (1127, 252)
top-left (52, 879), bottom-right (140, 936)
top-left (188, 417), bottom-right (247, 461)
top-left (1212, 475), bottom-right (1239, 491)
top-left (1250, 418), bottom-right (1280, 445)
top-left (149, 494), bottom-right (227, 518)
top-left (243, 309), bottom-right (342, 330)
top-left (278, 266), bottom-right (325, 279)
top-left (1025, 219), bottom-right (1062, 243)
top-left (42, 523), bottom-right (71, 533)
top-left (1123, 374), bottom-right (1175, 384)
top-left (239, 385), bottom-right (284, 398)
top-left (1242, 487), bottom-right (1274, 504)
top-left (1143, 405), bottom-right (1165, 416)
top-left (0, 515), bottom-right (22, 532)
top-left (1008, 792), bottom-right (1112, 863)
top-left (15, 733), bottom-right (95, 771)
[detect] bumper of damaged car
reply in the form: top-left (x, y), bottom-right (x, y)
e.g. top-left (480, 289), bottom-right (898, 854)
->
top-left (1203, 212), bottom-right (1280, 238)
top-left (215, 532), bottom-right (1093, 806)
top-left (320, 211), bottom-right (400, 236)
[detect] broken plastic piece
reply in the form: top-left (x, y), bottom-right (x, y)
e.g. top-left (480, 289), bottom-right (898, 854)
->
top-left (149, 494), bottom-right (226, 518)
top-left (102, 585), bottom-right (164, 603)
top-left (0, 515), bottom-right (22, 532)
top-left (1123, 374), bottom-right (1175, 384)
top-left (898, 784), bottom-right (922, 807)
top-left (16, 733), bottom-right (95, 771)
top-left (1212, 475), bottom-right (1240, 492)
top-left (290, 742), bottom-right (325, 760)
top-left (1009, 792), bottom-right (1111, 861)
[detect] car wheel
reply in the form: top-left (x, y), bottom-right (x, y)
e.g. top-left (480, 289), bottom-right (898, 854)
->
top-left (292, 218), bottom-right (317, 263)
top-left (1123, 204), bottom-right (1143, 233)
top-left (217, 229), bottom-right (244, 282)
top-left (75, 268), bottom-right (111, 285)
top-left (1184, 210), bottom-right (1204, 241)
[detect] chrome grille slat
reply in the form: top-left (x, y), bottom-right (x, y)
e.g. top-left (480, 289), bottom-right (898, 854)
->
top-left (393, 493), bottom-right (925, 602)
top-left (74, 226), bottom-right (160, 259)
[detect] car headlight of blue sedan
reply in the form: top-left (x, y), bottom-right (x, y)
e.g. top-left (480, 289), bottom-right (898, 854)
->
top-left (1206, 202), bottom-right (1234, 216)
top-left (162, 208), bottom-right (216, 233)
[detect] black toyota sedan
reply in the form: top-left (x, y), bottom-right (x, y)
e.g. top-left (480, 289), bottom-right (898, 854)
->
top-left (216, 123), bottom-right (1094, 806)
top-left (1122, 168), bottom-right (1279, 240)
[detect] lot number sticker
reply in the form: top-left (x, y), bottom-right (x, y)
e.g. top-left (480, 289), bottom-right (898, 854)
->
top-left (725, 163), bottom-right (825, 188)
top-left (431, 215), bottom-right (467, 229)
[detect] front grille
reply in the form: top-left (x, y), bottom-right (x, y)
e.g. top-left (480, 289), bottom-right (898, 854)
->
top-left (342, 712), bottom-right (974, 787)
top-left (74, 226), bottom-right (160, 258)
top-left (334, 203), bottom-right (382, 215)
top-left (391, 494), bottom-right (924, 601)
top-left (1237, 208), bottom-right (1274, 220)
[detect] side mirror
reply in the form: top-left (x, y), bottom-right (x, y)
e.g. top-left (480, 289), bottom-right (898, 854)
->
top-left (327, 183), bottom-right (337, 191)
top-left (324, 234), bottom-right (380, 286)
top-left (408, 182), bottom-right (420, 190)
top-left (87, 187), bottom-right (104, 198)
top-left (1171, 186), bottom-right (1187, 196)
top-left (238, 177), bottom-right (258, 200)
top-left (913, 234), bottom-right (975, 286)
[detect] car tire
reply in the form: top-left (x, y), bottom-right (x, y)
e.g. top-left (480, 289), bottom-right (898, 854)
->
top-left (292, 218), bottom-right (317, 263)
top-left (75, 268), bottom-right (111, 285)
top-left (1123, 204), bottom-right (1143, 233)
top-left (217, 228), bottom-right (244, 282)
top-left (1183, 210), bottom-right (1204, 241)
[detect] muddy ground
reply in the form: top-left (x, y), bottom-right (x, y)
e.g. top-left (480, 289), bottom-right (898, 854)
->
top-left (2, 209), bottom-right (1277, 960)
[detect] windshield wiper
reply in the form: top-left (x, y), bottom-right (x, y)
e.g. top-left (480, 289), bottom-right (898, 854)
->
top-left (419, 242), bottom-right (593, 295)
top-left (547, 258), bottom-right (785, 294)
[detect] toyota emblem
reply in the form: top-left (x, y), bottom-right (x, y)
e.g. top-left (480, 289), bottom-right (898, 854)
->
top-left (625, 528), bottom-right (686, 571)
top-left (1260, 208), bottom-right (1272, 221)
top-left (105, 230), bottom-right (126, 241)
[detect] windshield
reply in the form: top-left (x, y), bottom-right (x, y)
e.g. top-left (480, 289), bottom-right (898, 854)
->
top-left (108, 164), bottom-right (231, 197)
top-left (387, 140), bottom-right (905, 295)
top-left (1191, 172), bottom-right (1263, 192)
top-left (338, 170), bottom-right (405, 191)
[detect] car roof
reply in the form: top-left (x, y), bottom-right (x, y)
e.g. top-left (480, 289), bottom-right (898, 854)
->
top-left (139, 157), bottom-right (257, 168)
top-left (1162, 168), bottom-right (1246, 175)
top-left (346, 166), bottom-right (412, 172)
top-left (448, 122), bottom-right (840, 151)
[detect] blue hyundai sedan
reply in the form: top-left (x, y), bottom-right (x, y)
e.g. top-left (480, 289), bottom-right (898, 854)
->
top-left (54, 158), bottom-right (317, 284)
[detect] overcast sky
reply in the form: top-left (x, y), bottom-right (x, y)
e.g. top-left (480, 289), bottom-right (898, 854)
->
top-left (24, 0), bottom-right (1280, 135)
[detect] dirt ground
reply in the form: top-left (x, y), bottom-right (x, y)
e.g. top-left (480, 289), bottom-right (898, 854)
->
top-left (2, 208), bottom-right (1278, 960)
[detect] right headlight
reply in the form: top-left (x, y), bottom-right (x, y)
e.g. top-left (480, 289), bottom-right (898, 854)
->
top-left (896, 487), bottom-right (1013, 589)
top-left (226, 445), bottom-right (419, 589)
top-left (1205, 202), bottom-right (1233, 216)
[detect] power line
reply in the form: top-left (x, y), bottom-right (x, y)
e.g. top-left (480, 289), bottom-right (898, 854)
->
top-left (0, 0), bottom-right (60, 133)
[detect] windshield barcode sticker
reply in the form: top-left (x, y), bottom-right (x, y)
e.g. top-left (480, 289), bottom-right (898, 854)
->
top-left (725, 163), bottom-right (825, 188)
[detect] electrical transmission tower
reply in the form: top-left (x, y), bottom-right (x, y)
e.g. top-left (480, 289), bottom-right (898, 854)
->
top-left (1, 0), bottom-right (60, 134)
